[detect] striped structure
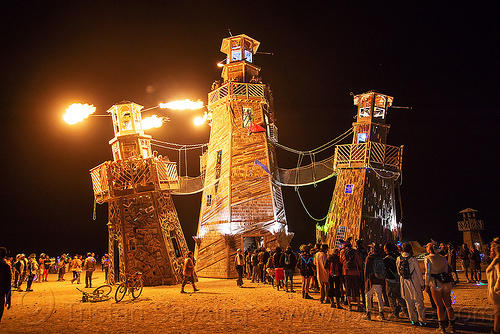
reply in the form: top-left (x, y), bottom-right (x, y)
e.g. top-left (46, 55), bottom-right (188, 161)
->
top-left (90, 102), bottom-right (188, 286)
top-left (324, 91), bottom-right (404, 248)
top-left (194, 35), bottom-right (292, 278)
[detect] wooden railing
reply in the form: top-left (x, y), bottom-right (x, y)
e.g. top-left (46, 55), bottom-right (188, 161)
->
top-left (208, 82), bottom-right (265, 105)
top-left (457, 219), bottom-right (484, 231)
top-left (334, 142), bottom-right (403, 170)
top-left (90, 158), bottom-right (179, 203)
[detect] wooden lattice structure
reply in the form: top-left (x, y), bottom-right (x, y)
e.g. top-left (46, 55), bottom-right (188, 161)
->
top-left (324, 91), bottom-right (404, 248)
top-left (90, 102), bottom-right (188, 286)
top-left (194, 35), bottom-right (292, 278)
top-left (457, 208), bottom-right (485, 250)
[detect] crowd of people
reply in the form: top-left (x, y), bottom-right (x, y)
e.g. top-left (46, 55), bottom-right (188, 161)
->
top-left (233, 238), bottom-right (500, 334)
top-left (2, 239), bottom-right (500, 333)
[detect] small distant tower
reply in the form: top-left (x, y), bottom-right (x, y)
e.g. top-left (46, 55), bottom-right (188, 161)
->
top-left (458, 208), bottom-right (485, 250)
top-left (194, 34), bottom-right (291, 278)
top-left (90, 102), bottom-right (189, 286)
top-left (325, 91), bottom-right (404, 248)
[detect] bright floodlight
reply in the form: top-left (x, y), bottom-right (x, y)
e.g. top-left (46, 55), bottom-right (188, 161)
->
top-left (159, 99), bottom-right (204, 110)
top-left (63, 103), bottom-right (96, 124)
top-left (193, 116), bottom-right (205, 126)
top-left (142, 115), bottom-right (164, 130)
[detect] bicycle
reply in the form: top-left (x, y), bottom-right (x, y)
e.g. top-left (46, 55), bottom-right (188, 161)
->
top-left (77, 285), bottom-right (112, 303)
top-left (114, 271), bottom-right (143, 302)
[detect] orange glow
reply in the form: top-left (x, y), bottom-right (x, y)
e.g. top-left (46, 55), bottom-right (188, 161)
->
top-left (193, 116), bottom-right (205, 126)
top-left (142, 115), bottom-right (164, 130)
top-left (63, 103), bottom-right (96, 124)
top-left (159, 99), bottom-right (204, 110)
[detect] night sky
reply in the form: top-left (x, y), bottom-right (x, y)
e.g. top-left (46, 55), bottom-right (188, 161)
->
top-left (1, 1), bottom-right (497, 258)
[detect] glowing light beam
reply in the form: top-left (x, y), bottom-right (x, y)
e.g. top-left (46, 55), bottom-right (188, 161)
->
top-left (159, 99), bottom-right (204, 110)
top-left (142, 115), bottom-right (166, 130)
top-left (63, 103), bottom-right (96, 124)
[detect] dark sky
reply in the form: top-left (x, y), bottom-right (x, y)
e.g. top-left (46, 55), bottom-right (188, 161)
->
top-left (1, 1), bottom-right (498, 257)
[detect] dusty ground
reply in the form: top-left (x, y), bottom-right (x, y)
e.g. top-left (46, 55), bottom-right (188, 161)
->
top-left (0, 271), bottom-right (494, 334)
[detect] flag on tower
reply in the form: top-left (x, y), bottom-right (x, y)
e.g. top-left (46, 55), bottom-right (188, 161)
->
top-left (253, 159), bottom-right (271, 176)
top-left (249, 121), bottom-right (266, 133)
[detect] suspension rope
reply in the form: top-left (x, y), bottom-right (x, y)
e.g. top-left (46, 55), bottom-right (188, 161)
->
top-left (274, 127), bottom-right (353, 155)
top-left (294, 186), bottom-right (329, 222)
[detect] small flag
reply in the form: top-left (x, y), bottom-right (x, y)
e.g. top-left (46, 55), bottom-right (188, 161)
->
top-left (249, 122), bottom-right (266, 133)
top-left (253, 159), bottom-right (271, 176)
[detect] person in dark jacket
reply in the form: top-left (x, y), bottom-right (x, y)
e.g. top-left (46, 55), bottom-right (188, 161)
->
top-left (325, 248), bottom-right (343, 309)
top-left (0, 247), bottom-right (12, 323)
top-left (458, 243), bottom-right (471, 283)
top-left (447, 244), bottom-right (459, 283)
top-left (274, 247), bottom-right (285, 290)
top-left (383, 243), bottom-right (406, 318)
top-left (364, 243), bottom-right (386, 320)
top-left (283, 246), bottom-right (297, 293)
top-left (470, 245), bottom-right (482, 284)
top-left (297, 245), bottom-right (314, 299)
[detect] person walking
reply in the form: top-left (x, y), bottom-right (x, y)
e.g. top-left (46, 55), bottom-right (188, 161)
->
top-left (57, 254), bottom-right (66, 282)
top-left (181, 251), bottom-right (199, 293)
top-left (235, 249), bottom-right (245, 287)
top-left (0, 247), bottom-right (12, 323)
top-left (447, 244), bottom-right (459, 283)
top-left (82, 253), bottom-right (96, 288)
top-left (101, 254), bottom-right (109, 283)
top-left (397, 243), bottom-right (426, 326)
top-left (363, 244), bottom-right (386, 320)
top-left (425, 243), bottom-right (456, 333)
top-left (283, 246), bottom-right (297, 293)
top-left (487, 241), bottom-right (500, 334)
top-left (37, 254), bottom-right (45, 283)
top-left (70, 255), bottom-right (82, 284)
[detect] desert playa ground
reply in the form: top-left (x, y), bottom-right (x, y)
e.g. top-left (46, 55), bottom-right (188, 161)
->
top-left (0, 271), bottom-right (494, 334)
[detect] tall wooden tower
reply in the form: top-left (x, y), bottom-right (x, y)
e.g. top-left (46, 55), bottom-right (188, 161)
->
top-left (457, 208), bottom-right (485, 250)
top-left (90, 102), bottom-right (189, 286)
top-left (194, 34), bottom-right (291, 278)
top-left (325, 91), bottom-right (404, 248)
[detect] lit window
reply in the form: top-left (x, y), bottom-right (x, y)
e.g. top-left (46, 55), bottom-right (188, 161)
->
top-left (242, 107), bottom-right (252, 128)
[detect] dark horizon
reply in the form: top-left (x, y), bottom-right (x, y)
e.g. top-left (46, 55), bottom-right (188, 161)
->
top-left (1, 2), bottom-right (497, 258)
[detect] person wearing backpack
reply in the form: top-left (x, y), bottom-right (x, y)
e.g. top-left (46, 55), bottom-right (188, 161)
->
top-left (383, 243), bottom-right (406, 318)
top-left (297, 245), bottom-right (314, 299)
top-left (340, 239), bottom-right (364, 311)
top-left (283, 246), bottom-right (296, 293)
top-left (363, 243), bottom-right (386, 320)
top-left (397, 243), bottom-right (426, 327)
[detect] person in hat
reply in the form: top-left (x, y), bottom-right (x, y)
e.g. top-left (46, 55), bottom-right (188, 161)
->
top-left (25, 253), bottom-right (38, 292)
top-left (0, 247), bottom-right (12, 323)
top-left (235, 248), bottom-right (245, 287)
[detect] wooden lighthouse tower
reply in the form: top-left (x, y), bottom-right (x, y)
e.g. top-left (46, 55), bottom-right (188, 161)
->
top-left (325, 91), bottom-right (404, 248)
top-left (194, 34), bottom-right (291, 278)
top-left (458, 208), bottom-right (485, 250)
top-left (90, 102), bottom-right (189, 286)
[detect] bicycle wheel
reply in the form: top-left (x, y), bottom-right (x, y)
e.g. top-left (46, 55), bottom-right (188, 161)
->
top-left (114, 283), bottom-right (127, 302)
top-left (131, 279), bottom-right (143, 299)
top-left (93, 285), bottom-right (112, 302)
